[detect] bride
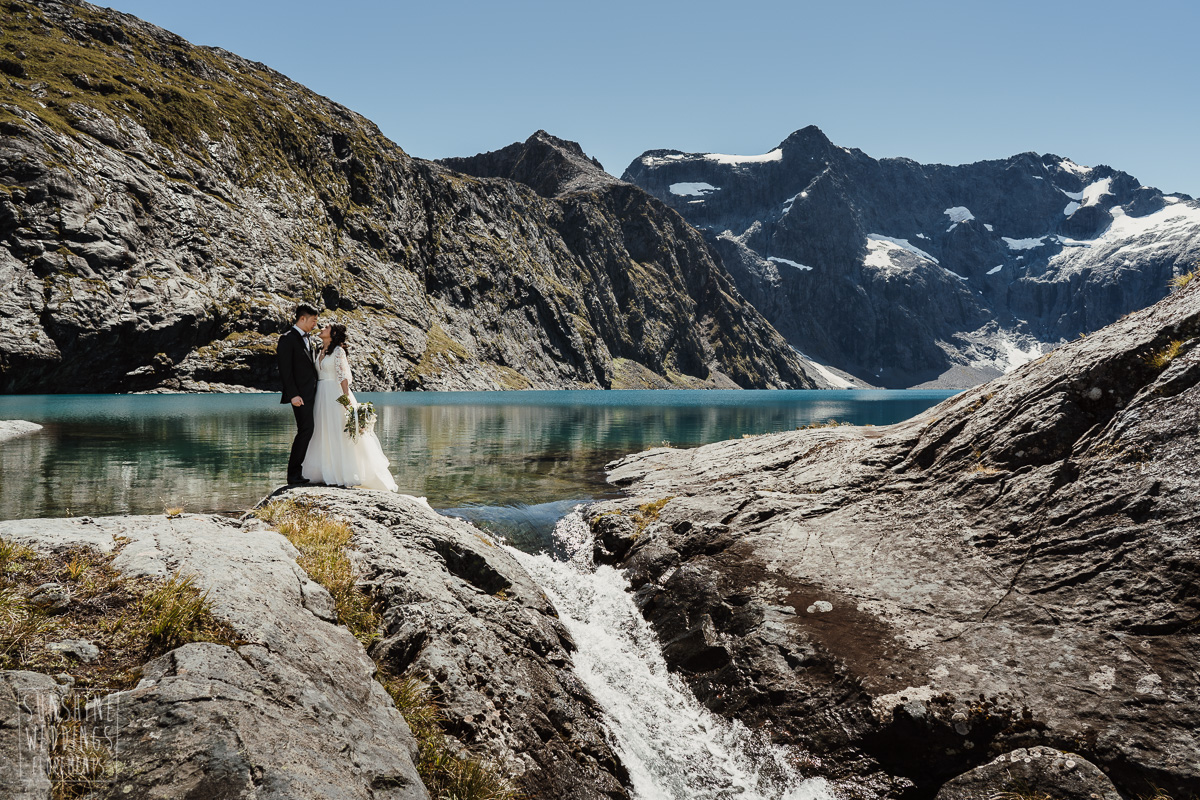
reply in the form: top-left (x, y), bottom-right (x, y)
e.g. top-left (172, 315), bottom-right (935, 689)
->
top-left (301, 323), bottom-right (398, 492)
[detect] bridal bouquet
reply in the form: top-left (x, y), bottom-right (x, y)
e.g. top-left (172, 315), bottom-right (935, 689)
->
top-left (337, 394), bottom-right (377, 441)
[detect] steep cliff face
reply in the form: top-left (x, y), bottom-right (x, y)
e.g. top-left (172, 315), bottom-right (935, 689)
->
top-left (0, 1), bottom-right (813, 393)
top-left (624, 125), bottom-right (1200, 388)
top-left (588, 277), bottom-right (1200, 797)
top-left (440, 131), bottom-right (814, 391)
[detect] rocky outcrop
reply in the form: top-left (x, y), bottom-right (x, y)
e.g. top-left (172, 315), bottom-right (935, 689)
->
top-left (1, 488), bottom-right (633, 799)
top-left (935, 747), bottom-right (1121, 800)
top-left (624, 125), bottom-right (1200, 388)
top-left (265, 486), bottom-right (629, 800)
top-left (588, 279), bottom-right (1200, 797)
top-left (0, 513), bottom-right (428, 799)
top-left (0, 0), bottom-right (812, 393)
top-left (0, 420), bottom-right (41, 443)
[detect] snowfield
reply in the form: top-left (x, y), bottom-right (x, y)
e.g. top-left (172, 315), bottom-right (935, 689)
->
top-left (669, 182), bottom-right (719, 197)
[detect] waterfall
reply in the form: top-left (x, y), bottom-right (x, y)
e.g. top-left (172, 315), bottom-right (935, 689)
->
top-left (508, 510), bottom-right (838, 800)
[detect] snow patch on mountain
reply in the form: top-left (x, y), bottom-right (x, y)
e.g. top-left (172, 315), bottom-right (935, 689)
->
top-left (1001, 338), bottom-right (1043, 371)
top-left (944, 207), bottom-right (975, 224)
top-left (1082, 178), bottom-right (1114, 207)
top-left (640, 153), bottom-right (689, 168)
top-left (1058, 159), bottom-right (1091, 176)
top-left (767, 256), bottom-right (813, 271)
top-left (704, 149), bottom-right (784, 166)
top-left (1046, 203), bottom-right (1200, 278)
top-left (1063, 201), bottom-right (1081, 216)
top-left (866, 234), bottom-right (939, 264)
top-left (793, 350), bottom-right (856, 389)
top-left (1003, 236), bottom-right (1047, 251)
top-left (987, 265), bottom-right (1003, 275)
top-left (670, 182), bottom-right (719, 197)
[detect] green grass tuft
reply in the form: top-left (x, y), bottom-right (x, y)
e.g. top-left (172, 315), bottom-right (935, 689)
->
top-left (380, 672), bottom-right (519, 800)
top-left (256, 498), bottom-right (380, 644)
top-left (139, 573), bottom-right (214, 652)
top-left (1147, 340), bottom-right (1185, 371)
top-left (1169, 267), bottom-right (1197, 291)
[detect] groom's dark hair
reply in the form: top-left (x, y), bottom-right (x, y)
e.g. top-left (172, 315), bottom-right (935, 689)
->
top-left (294, 303), bottom-right (319, 322)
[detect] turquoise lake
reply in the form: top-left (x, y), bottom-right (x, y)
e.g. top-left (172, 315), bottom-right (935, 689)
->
top-left (0, 390), bottom-right (954, 550)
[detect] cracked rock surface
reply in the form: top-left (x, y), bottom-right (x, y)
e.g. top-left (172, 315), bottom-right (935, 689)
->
top-left (0, 513), bottom-right (427, 799)
top-left (588, 280), bottom-right (1200, 797)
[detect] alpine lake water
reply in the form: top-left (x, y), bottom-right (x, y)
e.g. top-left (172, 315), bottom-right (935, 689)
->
top-left (0, 390), bottom-right (954, 551)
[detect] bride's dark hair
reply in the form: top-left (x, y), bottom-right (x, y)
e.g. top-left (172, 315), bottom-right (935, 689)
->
top-left (325, 323), bottom-right (349, 355)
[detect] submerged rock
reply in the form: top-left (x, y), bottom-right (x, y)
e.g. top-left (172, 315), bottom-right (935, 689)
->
top-left (0, 421), bottom-right (41, 444)
top-left (590, 280), bottom-right (1200, 796)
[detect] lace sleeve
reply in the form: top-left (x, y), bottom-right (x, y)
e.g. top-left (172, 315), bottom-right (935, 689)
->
top-left (335, 347), bottom-right (352, 386)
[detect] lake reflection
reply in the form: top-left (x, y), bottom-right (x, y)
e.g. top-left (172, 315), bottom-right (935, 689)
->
top-left (0, 390), bottom-right (954, 547)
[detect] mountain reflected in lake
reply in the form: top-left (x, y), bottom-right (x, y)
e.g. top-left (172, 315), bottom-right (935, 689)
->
top-left (0, 390), bottom-right (954, 547)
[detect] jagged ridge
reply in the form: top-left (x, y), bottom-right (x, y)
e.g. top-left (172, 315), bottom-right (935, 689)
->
top-left (623, 125), bottom-right (1200, 388)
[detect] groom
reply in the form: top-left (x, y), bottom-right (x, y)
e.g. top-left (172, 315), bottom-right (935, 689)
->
top-left (277, 303), bottom-right (320, 485)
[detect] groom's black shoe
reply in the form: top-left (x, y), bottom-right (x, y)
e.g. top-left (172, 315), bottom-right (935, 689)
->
top-left (287, 476), bottom-right (310, 486)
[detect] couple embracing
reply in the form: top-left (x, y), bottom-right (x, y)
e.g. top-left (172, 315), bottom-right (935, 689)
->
top-left (276, 303), bottom-right (397, 492)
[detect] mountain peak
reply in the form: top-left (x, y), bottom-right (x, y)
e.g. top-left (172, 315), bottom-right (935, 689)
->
top-left (439, 132), bottom-right (618, 198)
top-left (780, 125), bottom-right (832, 149)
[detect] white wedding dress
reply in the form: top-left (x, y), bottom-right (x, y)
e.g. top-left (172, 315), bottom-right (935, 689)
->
top-left (301, 346), bottom-right (398, 491)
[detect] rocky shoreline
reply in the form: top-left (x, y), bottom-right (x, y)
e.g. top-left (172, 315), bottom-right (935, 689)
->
top-left (585, 278), bottom-right (1199, 796)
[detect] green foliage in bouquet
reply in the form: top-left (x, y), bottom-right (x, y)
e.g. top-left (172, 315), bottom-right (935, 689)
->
top-left (337, 395), bottom-right (377, 441)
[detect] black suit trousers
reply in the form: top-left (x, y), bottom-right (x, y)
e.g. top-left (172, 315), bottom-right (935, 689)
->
top-left (288, 388), bottom-right (317, 481)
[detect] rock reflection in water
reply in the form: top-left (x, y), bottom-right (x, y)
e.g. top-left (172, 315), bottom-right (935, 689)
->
top-left (0, 390), bottom-right (953, 525)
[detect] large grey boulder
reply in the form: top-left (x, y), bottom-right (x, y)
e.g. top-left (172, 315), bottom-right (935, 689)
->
top-left (590, 279), bottom-right (1200, 796)
top-left (267, 486), bottom-right (629, 800)
top-left (935, 747), bottom-right (1121, 800)
top-left (0, 514), bottom-right (428, 799)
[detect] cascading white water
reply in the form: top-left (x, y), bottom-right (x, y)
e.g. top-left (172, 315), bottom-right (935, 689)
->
top-left (508, 510), bottom-right (839, 800)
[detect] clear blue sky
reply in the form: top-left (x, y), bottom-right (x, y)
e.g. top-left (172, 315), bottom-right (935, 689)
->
top-left (105, 0), bottom-right (1199, 196)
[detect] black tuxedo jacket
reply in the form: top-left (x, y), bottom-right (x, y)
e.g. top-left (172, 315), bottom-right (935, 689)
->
top-left (277, 327), bottom-right (318, 404)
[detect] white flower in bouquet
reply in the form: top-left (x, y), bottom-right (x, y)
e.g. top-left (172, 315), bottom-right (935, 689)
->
top-left (337, 394), bottom-right (377, 441)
